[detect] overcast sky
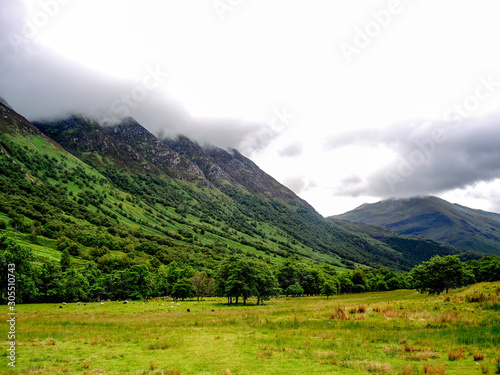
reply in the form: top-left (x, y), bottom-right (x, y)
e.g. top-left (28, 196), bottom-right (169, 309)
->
top-left (1, 0), bottom-right (500, 215)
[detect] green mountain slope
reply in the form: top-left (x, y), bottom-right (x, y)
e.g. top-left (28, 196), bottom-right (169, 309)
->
top-left (333, 196), bottom-right (500, 254)
top-left (0, 102), bottom-right (458, 275)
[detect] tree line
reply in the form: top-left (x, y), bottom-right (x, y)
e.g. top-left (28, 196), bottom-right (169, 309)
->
top-left (2, 235), bottom-right (499, 305)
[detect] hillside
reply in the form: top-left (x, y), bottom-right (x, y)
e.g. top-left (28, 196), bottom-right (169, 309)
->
top-left (334, 196), bottom-right (500, 254)
top-left (0, 101), bottom-right (460, 292)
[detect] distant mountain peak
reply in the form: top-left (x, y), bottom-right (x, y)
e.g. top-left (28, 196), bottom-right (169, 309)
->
top-left (334, 196), bottom-right (500, 254)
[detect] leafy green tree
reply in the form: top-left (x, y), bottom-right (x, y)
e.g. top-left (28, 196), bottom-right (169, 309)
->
top-left (215, 257), bottom-right (279, 305)
top-left (351, 268), bottom-right (368, 292)
top-left (171, 278), bottom-right (193, 301)
top-left (321, 279), bottom-right (338, 298)
top-left (215, 257), bottom-right (236, 304)
top-left (474, 255), bottom-right (500, 282)
top-left (117, 265), bottom-right (151, 300)
top-left (302, 266), bottom-right (325, 295)
top-left (151, 268), bottom-right (170, 297)
top-left (254, 262), bottom-right (280, 305)
top-left (225, 258), bottom-right (258, 305)
top-left (411, 255), bottom-right (475, 294)
top-left (60, 248), bottom-right (71, 271)
top-left (0, 236), bottom-right (38, 303)
top-left (62, 268), bottom-right (90, 302)
top-left (36, 262), bottom-right (64, 302)
top-left (276, 258), bottom-right (304, 291)
top-left (190, 272), bottom-right (215, 301)
top-left (285, 282), bottom-right (304, 297)
top-left (338, 273), bottom-right (354, 294)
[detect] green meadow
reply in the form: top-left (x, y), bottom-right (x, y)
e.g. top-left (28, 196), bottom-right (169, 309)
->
top-left (2, 282), bottom-right (499, 375)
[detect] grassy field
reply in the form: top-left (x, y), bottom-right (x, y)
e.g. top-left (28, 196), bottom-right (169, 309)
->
top-left (1, 283), bottom-right (499, 375)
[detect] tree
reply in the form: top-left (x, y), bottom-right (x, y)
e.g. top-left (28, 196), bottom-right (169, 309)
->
top-left (60, 248), bottom-right (71, 271)
top-left (254, 262), bottom-right (280, 305)
top-left (302, 266), bottom-right (325, 295)
top-left (62, 268), bottom-right (90, 302)
top-left (215, 257), bottom-right (279, 305)
top-left (0, 236), bottom-right (38, 303)
top-left (36, 262), bottom-right (64, 303)
top-left (277, 258), bottom-right (304, 291)
top-left (338, 273), bottom-right (354, 294)
top-left (171, 278), bottom-right (193, 301)
top-left (352, 268), bottom-right (368, 292)
top-left (285, 282), bottom-right (304, 297)
top-left (321, 279), bottom-right (338, 298)
top-left (225, 258), bottom-right (258, 305)
top-left (190, 272), bottom-right (215, 301)
top-left (411, 255), bottom-right (475, 294)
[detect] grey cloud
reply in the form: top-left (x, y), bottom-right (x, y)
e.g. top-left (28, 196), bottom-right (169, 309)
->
top-left (278, 142), bottom-right (303, 158)
top-left (283, 176), bottom-right (316, 194)
top-left (331, 116), bottom-right (500, 198)
top-left (0, 0), bottom-right (277, 155)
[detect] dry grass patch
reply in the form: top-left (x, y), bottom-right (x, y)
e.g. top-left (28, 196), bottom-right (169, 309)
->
top-left (422, 362), bottom-right (446, 374)
top-left (43, 337), bottom-right (56, 346)
top-left (382, 345), bottom-right (401, 358)
top-left (331, 307), bottom-right (350, 320)
top-left (403, 342), bottom-right (421, 353)
top-left (399, 364), bottom-right (419, 375)
top-left (447, 347), bottom-right (466, 361)
top-left (436, 311), bottom-right (461, 324)
top-left (406, 351), bottom-right (440, 361)
top-left (474, 352), bottom-right (485, 361)
top-left (147, 337), bottom-right (180, 350)
top-left (344, 360), bottom-right (392, 374)
top-left (466, 292), bottom-right (489, 303)
top-left (348, 304), bottom-right (367, 314)
top-left (312, 350), bottom-right (338, 365)
top-left (355, 313), bottom-right (366, 320)
top-left (373, 304), bottom-right (393, 314)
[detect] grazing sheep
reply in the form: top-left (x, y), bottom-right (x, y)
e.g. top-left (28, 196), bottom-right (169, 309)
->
top-left (212, 309), bottom-right (215, 312)
top-left (77, 302), bottom-right (81, 305)
top-left (59, 306), bottom-right (63, 309)
top-left (187, 309), bottom-right (190, 312)
top-left (62, 302), bottom-right (67, 305)
top-left (123, 300), bottom-right (129, 304)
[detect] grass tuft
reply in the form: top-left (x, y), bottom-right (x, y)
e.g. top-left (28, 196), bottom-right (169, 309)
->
top-left (474, 352), bottom-right (485, 361)
top-left (331, 307), bottom-right (350, 320)
top-left (422, 362), bottom-right (446, 374)
top-left (447, 347), bottom-right (465, 361)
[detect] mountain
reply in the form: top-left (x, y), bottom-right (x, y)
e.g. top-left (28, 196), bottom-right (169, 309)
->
top-left (0, 101), bottom-right (458, 275)
top-left (0, 96), bottom-right (12, 109)
top-left (333, 196), bottom-right (500, 255)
